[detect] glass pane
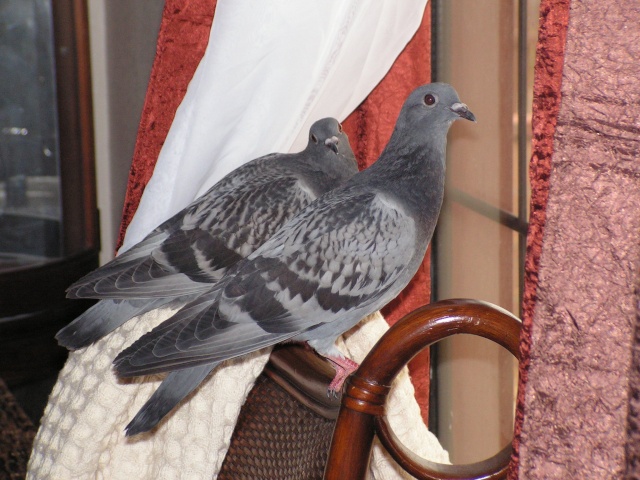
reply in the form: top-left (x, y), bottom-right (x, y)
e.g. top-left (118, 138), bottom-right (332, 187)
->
top-left (435, 203), bottom-right (520, 463)
top-left (435, 0), bottom-right (537, 219)
top-left (0, 0), bottom-right (62, 265)
top-left (524, 0), bottom-right (538, 222)
top-left (437, 334), bottom-right (517, 463)
top-left (438, 201), bottom-right (521, 320)
top-left (436, 0), bottom-right (519, 214)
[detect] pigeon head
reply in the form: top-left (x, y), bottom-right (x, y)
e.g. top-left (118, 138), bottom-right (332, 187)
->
top-left (307, 117), bottom-right (358, 169)
top-left (398, 82), bottom-right (476, 137)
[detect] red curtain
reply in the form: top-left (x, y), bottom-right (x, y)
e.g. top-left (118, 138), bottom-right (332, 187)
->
top-left (509, 0), bottom-right (570, 476)
top-left (513, 0), bottom-right (640, 477)
top-left (116, 1), bottom-right (433, 420)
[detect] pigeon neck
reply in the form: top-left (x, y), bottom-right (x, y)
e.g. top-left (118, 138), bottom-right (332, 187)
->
top-left (374, 133), bottom-right (447, 182)
top-left (319, 153), bottom-right (358, 182)
top-left (291, 149), bottom-right (358, 183)
top-left (365, 135), bottom-right (447, 222)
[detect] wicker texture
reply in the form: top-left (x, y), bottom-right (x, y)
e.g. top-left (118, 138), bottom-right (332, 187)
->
top-left (218, 374), bottom-right (336, 479)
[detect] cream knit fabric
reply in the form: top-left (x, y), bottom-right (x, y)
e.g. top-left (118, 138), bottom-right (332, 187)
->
top-left (27, 309), bottom-right (448, 479)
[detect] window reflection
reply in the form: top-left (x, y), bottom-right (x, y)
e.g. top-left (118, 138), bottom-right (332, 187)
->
top-left (0, 0), bottom-right (62, 263)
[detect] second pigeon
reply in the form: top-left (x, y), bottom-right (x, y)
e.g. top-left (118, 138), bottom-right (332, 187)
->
top-left (57, 118), bottom-right (358, 350)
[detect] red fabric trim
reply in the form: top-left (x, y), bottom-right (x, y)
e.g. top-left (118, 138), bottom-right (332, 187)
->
top-left (509, 1), bottom-right (570, 478)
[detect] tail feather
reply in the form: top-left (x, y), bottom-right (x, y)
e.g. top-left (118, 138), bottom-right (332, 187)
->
top-left (66, 231), bottom-right (168, 298)
top-left (56, 297), bottom-right (180, 350)
top-left (125, 363), bottom-right (217, 436)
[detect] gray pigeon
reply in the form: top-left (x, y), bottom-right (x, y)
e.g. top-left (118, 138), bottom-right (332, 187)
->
top-left (114, 82), bottom-right (475, 436)
top-left (57, 117), bottom-right (357, 350)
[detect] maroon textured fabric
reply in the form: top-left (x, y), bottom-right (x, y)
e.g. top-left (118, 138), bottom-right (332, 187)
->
top-left (627, 296), bottom-right (640, 479)
top-left (115, 3), bottom-right (433, 420)
top-left (116, 0), bottom-right (216, 250)
top-left (509, 1), bottom-right (570, 477)
top-left (516, 1), bottom-right (640, 478)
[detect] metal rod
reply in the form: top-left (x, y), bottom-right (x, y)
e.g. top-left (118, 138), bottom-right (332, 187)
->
top-left (447, 188), bottom-right (529, 235)
top-left (517, 0), bottom-right (529, 316)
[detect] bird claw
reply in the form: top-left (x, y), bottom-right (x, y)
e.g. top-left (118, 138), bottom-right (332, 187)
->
top-left (325, 355), bottom-right (359, 396)
top-left (326, 387), bottom-right (340, 399)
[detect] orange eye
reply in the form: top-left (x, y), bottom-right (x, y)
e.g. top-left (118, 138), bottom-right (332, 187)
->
top-left (338, 123), bottom-right (343, 132)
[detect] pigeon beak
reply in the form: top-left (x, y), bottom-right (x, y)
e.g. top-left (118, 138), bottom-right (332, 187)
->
top-left (325, 136), bottom-right (339, 154)
top-left (450, 102), bottom-right (476, 122)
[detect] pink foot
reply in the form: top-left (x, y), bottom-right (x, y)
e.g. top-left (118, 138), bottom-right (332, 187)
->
top-left (326, 356), bottom-right (359, 395)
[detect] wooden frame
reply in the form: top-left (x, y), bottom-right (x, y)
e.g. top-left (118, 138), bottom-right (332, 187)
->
top-left (324, 299), bottom-right (521, 480)
top-left (52, 0), bottom-right (98, 254)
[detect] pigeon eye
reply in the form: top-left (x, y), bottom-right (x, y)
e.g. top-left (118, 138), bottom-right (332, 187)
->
top-left (310, 134), bottom-right (319, 143)
top-left (338, 123), bottom-right (343, 133)
top-left (424, 94), bottom-right (436, 106)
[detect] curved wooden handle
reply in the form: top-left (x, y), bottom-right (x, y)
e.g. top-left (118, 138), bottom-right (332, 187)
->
top-left (325, 299), bottom-right (521, 480)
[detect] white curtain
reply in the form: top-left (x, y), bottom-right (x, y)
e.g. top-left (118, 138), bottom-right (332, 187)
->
top-left (122, 0), bottom-right (429, 250)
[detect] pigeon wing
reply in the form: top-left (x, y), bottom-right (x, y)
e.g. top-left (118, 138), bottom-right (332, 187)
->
top-left (69, 159), bottom-right (319, 299)
top-left (115, 188), bottom-right (418, 376)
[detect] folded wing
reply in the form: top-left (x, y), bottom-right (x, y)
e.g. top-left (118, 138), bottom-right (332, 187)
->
top-left (115, 187), bottom-right (417, 376)
top-left (68, 159), bottom-right (318, 299)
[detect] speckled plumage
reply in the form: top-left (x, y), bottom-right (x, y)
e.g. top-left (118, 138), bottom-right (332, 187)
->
top-left (57, 118), bottom-right (357, 350)
top-left (114, 83), bottom-right (475, 435)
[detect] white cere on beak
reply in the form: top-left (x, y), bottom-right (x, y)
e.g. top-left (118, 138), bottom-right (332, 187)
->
top-left (450, 102), bottom-right (476, 122)
top-left (325, 136), bottom-right (340, 153)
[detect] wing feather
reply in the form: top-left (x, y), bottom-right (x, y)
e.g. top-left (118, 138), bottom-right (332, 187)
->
top-left (115, 187), bottom-right (420, 375)
top-left (68, 158), bottom-right (318, 299)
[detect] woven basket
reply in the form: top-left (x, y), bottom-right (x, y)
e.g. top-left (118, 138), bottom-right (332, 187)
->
top-left (218, 373), bottom-right (337, 479)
